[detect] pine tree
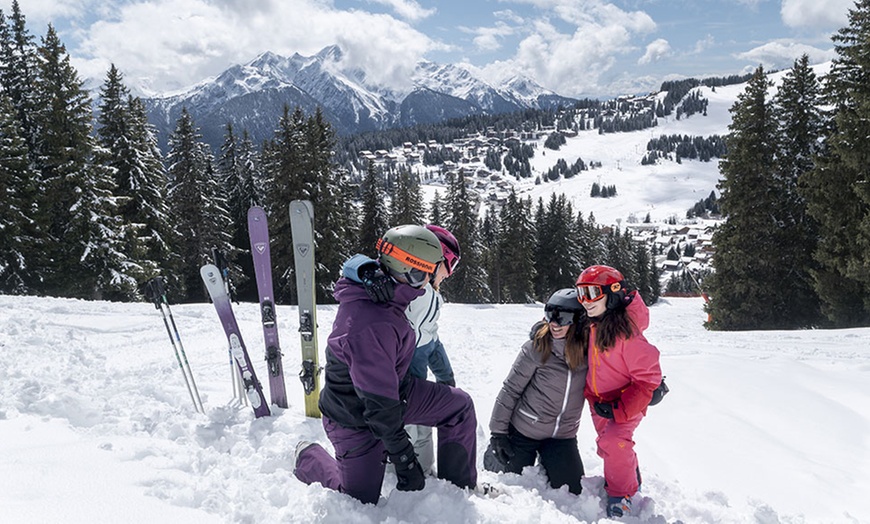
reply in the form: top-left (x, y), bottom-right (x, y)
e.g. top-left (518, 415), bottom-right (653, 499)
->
top-left (443, 172), bottom-right (490, 303)
top-left (0, 92), bottom-right (39, 293)
top-left (96, 65), bottom-right (173, 288)
top-left (480, 204), bottom-right (501, 302)
top-left (0, 2), bottom-right (38, 156)
top-left (771, 54), bottom-right (824, 326)
top-left (534, 193), bottom-right (582, 299)
top-left (801, 1), bottom-right (870, 325)
top-left (390, 166), bottom-right (426, 225)
top-left (357, 160), bottom-right (390, 256)
top-left (705, 66), bottom-right (784, 329)
top-left (32, 25), bottom-right (134, 299)
top-left (262, 105), bottom-right (312, 303)
top-left (307, 109), bottom-right (355, 303)
top-left (429, 190), bottom-right (444, 224)
top-left (497, 189), bottom-right (536, 302)
top-left (166, 108), bottom-right (231, 301)
top-left (216, 122), bottom-right (256, 299)
top-left (125, 96), bottom-right (175, 282)
top-left (575, 212), bottom-right (604, 270)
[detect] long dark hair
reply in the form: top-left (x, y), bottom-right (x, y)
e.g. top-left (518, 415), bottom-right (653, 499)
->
top-left (533, 322), bottom-right (585, 370)
top-left (583, 305), bottom-right (637, 350)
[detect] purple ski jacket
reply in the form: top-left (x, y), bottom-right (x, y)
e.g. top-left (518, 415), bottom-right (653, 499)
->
top-left (319, 277), bottom-right (424, 455)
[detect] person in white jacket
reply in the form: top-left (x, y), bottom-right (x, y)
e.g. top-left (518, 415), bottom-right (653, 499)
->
top-left (340, 224), bottom-right (462, 474)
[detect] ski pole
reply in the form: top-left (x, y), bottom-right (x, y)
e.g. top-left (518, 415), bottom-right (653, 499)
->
top-left (685, 269), bottom-right (712, 323)
top-left (145, 277), bottom-right (204, 413)
top-left (163, 292), bottom-right (205, 413)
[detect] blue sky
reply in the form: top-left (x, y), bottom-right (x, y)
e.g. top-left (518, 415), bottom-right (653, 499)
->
top-left (5, 0), bottom-right (852, 97)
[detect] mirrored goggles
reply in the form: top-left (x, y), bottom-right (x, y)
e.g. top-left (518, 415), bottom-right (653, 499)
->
top-left (544, 306), bottom-right (576, 326)
top-left (576, 284), bottom-right (607, 303)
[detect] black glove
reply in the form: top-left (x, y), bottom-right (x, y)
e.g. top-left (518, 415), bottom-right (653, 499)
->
top-left (489, 433), bottom-right (515, 465)
top-left (359, 262), bottom-right (394, 303)
top-left (594, 400), bottom-right (617, 419)
top-left (437, 378), bottom-right (456, 387)
top-left (389, 443), bottom-right (425, 492)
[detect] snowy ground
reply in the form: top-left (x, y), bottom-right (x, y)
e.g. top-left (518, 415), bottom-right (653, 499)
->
top-left (1, 293), bottom-right (868, 523)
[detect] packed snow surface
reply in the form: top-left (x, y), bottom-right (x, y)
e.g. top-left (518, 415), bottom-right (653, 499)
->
top-left (1, 294), bottom-right (868, 523)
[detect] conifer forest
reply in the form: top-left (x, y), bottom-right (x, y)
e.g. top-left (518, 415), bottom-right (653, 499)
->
top-left (3, 0), bottom-right (870, 330)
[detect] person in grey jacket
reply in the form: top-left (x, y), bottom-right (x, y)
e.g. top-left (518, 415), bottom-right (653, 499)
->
top-left (485, 288), bottom-right (588, 495)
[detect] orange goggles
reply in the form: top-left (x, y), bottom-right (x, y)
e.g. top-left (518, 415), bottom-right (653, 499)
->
top-left (576, 284), bottom-right (607, 303)
top-left (376, 238), bottom-right (438, 273)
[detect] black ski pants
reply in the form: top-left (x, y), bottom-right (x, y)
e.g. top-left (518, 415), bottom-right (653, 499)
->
top-left (486, 424), bottom-right (584, 495)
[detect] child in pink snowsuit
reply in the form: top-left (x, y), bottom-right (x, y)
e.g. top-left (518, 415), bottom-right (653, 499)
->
top-left (576, 265), bottom-right (662, 518)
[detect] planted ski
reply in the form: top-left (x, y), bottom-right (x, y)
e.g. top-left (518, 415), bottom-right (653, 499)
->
top-left (248, 206), bottom-right (288, 408)
top-left (201, 264), bottom-right (271, 418)
top-left (289, 200), bottom-right (321, 418)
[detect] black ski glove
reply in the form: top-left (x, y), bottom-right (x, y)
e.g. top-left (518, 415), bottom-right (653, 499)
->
top-left (489, 433), bottom-right (515, 465)
top-left (594, 400), bottom-right (618, 419)
top-left (437, 378), bottom-right (456, 387)
top-left (389, 443), bottom-right (425, 492)
top-left (359, 262), bottom-right (395, 304)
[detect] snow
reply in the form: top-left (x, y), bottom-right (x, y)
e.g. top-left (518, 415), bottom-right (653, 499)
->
top-left (1, 294), bottom-right (868, 523)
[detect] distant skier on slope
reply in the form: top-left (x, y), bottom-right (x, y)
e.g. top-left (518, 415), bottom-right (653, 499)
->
top-left (293, 225), bottom-right (477, 504)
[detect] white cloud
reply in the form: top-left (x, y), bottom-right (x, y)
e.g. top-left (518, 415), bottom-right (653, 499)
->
top-left (468, 22), bottom-right (516, 52)
top-left (367, 0), bottom-right (435, 22)
top-left (638, 38), bottom-right (671, 65)
top-left (71, 0), bottom-right (441, 93)
top-left (476, 1), bottom-right (656, 97)
top-left (781, 0), bottom-right (852, 30)
top-left (693, 35), bottom-right (715, 55)
top-left (736, 40), bottom-right (835, 71)
top-left (0, 0), bottom-right (85, 26)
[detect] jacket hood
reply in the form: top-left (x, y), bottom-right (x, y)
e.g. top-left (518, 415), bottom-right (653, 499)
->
top-left (626, 291), bottom-right (650, 332)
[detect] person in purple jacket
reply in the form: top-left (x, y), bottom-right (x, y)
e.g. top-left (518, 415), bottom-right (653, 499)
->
top-left (293, 224), bottom-right (478, 505)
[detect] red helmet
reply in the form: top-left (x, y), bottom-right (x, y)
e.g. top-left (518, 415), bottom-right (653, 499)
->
top-left (425, 224), bottom-right (461, 275)
top-left (575, 265), bottom-right (627, 310)
top-left (576, 265), bottom-right (624, 287)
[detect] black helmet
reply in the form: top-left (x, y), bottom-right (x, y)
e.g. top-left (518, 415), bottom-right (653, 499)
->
top-left (543, 288), bottom-right (584, 326)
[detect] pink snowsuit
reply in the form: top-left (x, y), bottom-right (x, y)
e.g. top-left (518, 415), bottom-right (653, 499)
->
top-left (584, 291), bottom-right (662, 498)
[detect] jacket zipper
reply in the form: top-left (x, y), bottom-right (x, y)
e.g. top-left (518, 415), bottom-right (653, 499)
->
top-left (551, 371), bottom-right (571, 438)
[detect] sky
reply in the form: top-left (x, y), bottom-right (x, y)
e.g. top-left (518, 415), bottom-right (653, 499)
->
top-left (4, 0), bottom-right (854, 97)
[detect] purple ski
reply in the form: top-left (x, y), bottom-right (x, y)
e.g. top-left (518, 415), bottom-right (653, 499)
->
top-left (248, 206), bottom-right (287, 408)
top-left (201, 263), bottom-right (271, 418)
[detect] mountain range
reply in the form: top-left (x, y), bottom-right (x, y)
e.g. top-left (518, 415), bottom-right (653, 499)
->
top-left (143, 45), bottom-right (577, 152)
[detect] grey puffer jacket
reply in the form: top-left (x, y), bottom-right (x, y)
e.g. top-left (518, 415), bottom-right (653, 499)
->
top-left (489, 335), bottom-right (587, 441)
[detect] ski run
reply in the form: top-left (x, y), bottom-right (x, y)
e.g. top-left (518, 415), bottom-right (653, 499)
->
top-left (1, 292), bottom-right (868, 523)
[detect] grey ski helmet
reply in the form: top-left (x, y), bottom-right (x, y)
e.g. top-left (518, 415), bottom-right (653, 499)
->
top-left (544, 288), bottom-right (585, 326)
top-left (376, 224), bottom-right (444, 286)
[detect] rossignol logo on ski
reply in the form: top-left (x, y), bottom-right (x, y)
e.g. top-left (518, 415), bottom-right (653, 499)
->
top-left (254, 242), bottom-right (267, 255)
top-left (296, 244), bottom-right (311, 257)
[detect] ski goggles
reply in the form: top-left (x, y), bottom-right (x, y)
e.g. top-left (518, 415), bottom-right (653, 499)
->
top-left (544, 306), bottom-right (576, 326)
top-left (441, 244), bottom-right (461, 275)
top-left (576, 284), bottom-right (607, 303)
top-left (376, 238), bottom-right (439, 288)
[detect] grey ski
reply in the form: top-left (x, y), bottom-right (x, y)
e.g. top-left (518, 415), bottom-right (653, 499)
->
top-left (289, 200), bottom-right (321, 418)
